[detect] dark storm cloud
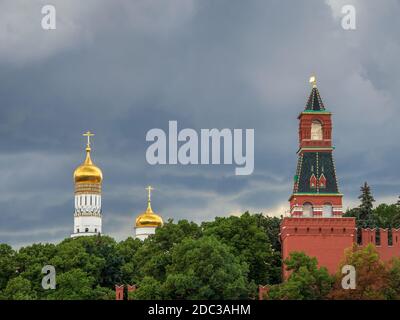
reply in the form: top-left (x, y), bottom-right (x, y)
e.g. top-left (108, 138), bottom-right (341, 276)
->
top-left (0, 0), bottom-right (400, 246)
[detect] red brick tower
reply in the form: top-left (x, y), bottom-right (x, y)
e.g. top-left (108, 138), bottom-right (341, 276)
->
top-left (281, 76), bottom-right (356, 278)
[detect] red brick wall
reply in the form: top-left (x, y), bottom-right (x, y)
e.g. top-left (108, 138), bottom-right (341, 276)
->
top-left (281, 218), bottom-right (400, 280)
top-left (360, 228), bottom-right (400, 262)
top-left (281, 217), bottom-right (356, 279)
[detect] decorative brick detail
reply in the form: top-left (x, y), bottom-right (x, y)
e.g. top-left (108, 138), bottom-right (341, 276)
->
top-left (289, 194), bottom-right (343, 216)
top-left (75, 183), bottom-right (101, 194)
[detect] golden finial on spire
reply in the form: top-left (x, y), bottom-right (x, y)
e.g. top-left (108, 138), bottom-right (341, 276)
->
top-left (309, 75), bottom-right (317, 88)
top-left (83, 131), bottom-right (95, 148)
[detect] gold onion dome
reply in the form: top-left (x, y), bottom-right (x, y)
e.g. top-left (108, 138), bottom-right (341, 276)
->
top-left (73, 131), bottom-right (103, 184)
top-left (135, 186), bottom-right (163, 228)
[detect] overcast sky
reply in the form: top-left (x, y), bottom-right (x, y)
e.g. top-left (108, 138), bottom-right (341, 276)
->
top-left (1, 0), bottom-right (400, 247)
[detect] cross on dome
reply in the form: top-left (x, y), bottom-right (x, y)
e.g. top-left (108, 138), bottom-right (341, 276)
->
top-left (83, 131), bottom-right (95, 148)
top-left (146, 185), bottom-right (154, 203)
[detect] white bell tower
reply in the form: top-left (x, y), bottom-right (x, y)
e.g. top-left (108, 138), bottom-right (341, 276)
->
top-left (71, 131), bottom-right (103, 237)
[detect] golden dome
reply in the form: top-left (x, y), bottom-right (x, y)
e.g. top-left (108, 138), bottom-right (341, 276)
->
top-left (135, 186), bottom-right (163, 228)
top-left (135, 205), bottom-right (164, 228)
top-left (74, 132), bottom-right (102, 184)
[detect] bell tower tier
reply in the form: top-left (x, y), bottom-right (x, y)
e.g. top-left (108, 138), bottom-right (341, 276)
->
top-left (289, 76), bottom-right (342, 217)
top-left (71, 131), bottom-right (103, 238)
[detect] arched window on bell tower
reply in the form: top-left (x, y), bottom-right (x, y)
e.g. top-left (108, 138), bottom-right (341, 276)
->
top-left (311, 120), bottom-right (323, 140)
top-left (303, 202), bottom-right (313, 217)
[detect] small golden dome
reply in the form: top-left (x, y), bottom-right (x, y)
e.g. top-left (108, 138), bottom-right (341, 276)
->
top-left (135, 205), bottom-right (164, 228)
top-left (135, 186), bottom-right (163, 228)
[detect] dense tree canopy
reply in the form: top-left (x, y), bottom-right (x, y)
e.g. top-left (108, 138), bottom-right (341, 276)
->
top-left (385, 258), bottom-right (400, 300)
top-left (131, 219), bottom-right (202, 284)
top-left (202, 212), bottom-right (281, 285)
top-left (1, 276), bottom-right (37, 300)
top-left (2, 200), bottom-right (400, 300)
top-left (268, 252), bottom-right (334, 300)
top-left (0, 213), bottom-right (279, 300)
top-left (46, 269), bottom-right (114, 300)
top-left (0, 244), bottom-right (17, 291)
top-left (158, 236), bottom-right (253, 299)
top-left (372, 204), bottom-right (400, 229)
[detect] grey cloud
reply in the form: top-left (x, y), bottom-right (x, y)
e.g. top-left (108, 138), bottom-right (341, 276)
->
top-left (0, 0), bottom-right (400, 246)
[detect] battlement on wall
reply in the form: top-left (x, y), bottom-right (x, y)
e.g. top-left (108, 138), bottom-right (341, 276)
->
top-left (358, 228), bottom-right (400, 247)
top-left (280, 218), bottom-right (356, 241)
top-left (115, 284), bottom-right (137, 300)
top-left (357, 228), bottom-right (400, 262)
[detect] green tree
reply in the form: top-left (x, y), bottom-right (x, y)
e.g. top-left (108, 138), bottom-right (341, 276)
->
top-left (52, 235), bottom-right (122, 287)
top-left (202, 212), bottom-right (281, 285)
top-left (329, 244), bottom-right (388, 300)
top-left (358, 182), bottom-right (376, 227)
top-left (132, 276), bottom-right (163, 300)
top-left (162, 236), bottom-right (254, 299)
top-left (254, 213), bottom-right (282, 252)
top-left (2, 276), bottom-right (37, 300)
top-left (133, 219), bottom-right (202, 283)
top-left (373, 204), bottom-right (400, 229)
top-left (47, 269), bottom-right (112, 300)
top-left (343, 207), bottom-right (360, 220)
top-left (14, 243), bottom-right (57, 298)
top-left (117, 237), bottom-right (143, 284)
top-left (268, 252), bottom-right (333, 300)
top-left (386, 258), bottom-right (400, 299)
top-left (77, 235), bottom-right (123, 286)
top-left (0, 244), bottom-right (17, 291)
top-left (344, 183), bottom-right (378, 229)
top-left (50, 238), bottom-right (104, 279)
